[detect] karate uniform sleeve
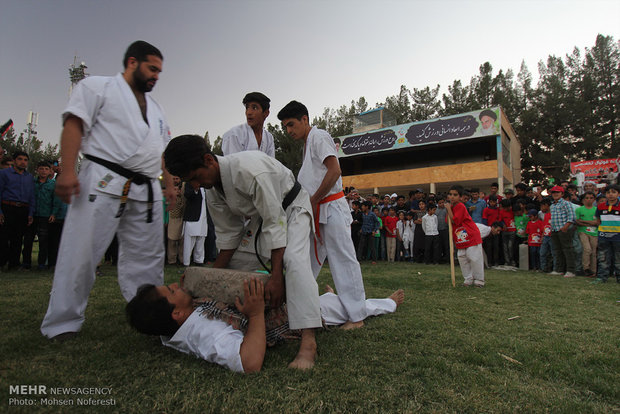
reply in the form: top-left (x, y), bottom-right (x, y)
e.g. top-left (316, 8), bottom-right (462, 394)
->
top-left (222, 128), bottom-right (243, 156)
top-left (161, 311), bottom-right (244, 372)
top-left (265, 130), bottom-right (275, 158)
top-left (205, 190), bottom-right (245, 250)
top-left (313, 130), bottom-right (338, 163)
top-left (249, 172), bottom-right (288, 251)
top-left (62, 77), bottom-right (106, 133)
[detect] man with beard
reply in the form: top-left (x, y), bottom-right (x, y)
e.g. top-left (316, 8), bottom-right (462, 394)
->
top-left (41, 41), bottom-right (175, 341)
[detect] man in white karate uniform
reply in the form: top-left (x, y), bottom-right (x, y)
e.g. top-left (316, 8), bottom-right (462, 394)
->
top-left (126, 274), bottom-right (404, 373)
top-left (41, 41), bottom-right (175, 340)
top-left (278, 101), bottom-right (368, 330)
top-left (163, 135), bottom-right (322, 369)
top-left (222, 92), bottom-right (275, 157)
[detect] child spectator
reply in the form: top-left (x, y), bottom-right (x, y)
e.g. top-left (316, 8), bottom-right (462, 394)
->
top-left (396, 211), bottom-right (407, 261)
top-left (549, 186), bottom-right (577, 278)
top-left (436, 197), bottom-right (449, 263)
top-left (422, 203), bottom-right (441, 264)
top-left (592, 184), bottom-right (620, 283)
top-left (404, 211), bottom-right (415, 261)
top-left (351, 201), bottom-right (363, 251)
top-left (412, 200), bottom-right (427, 262)
top-left (446, 185), bottom-right (484, 287)
top-left (379, 207), bottom-right (389, 260)
top-left (539, 198), bottom-right (556, 273)
top-left (357, 201), bottom-right (379, 263)
top-left (482, 194), bottom-right (501, 266)
top-left (526, 209), bottom-right (543, 270)
top-left (372, 206), bottom-right (383, 261)
top-left (575, 192), bottom-right (598, 277)
top-left (383, 207), bottom-right (399, 262)
top-left (499, 198), bottom-right (517, 267)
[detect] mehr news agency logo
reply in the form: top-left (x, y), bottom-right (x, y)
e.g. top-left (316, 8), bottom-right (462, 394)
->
top-left (8, 385), bottom-right (115, 407)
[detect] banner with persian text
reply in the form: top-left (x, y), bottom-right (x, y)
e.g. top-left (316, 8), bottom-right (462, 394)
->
top-left (570, 158), bottom-right (620, 182)
top-left (334, 107), bottom-right (501, 158)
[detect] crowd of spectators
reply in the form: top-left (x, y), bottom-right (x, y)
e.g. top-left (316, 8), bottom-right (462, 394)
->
top-left (343, 179), bottom-right (620, 284)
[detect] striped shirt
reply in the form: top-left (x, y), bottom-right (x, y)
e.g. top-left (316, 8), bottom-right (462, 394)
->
top-left (595, 200), bottom-right (620, 241)
top-left (550, 198), bottom-right (575, 231)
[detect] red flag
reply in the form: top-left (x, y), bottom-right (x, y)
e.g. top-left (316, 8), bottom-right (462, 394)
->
top-left (0, 119), bottom-right (13, 138)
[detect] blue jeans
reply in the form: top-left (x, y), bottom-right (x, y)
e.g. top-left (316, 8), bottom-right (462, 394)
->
top-left (540, 236), bottom-right (555, 272)
top-left (596, 238), bottom-right (620, 281)
top-left (502, 232), bottom-right (516, 266)
top-left (573, 231), bottom-right (583, 273)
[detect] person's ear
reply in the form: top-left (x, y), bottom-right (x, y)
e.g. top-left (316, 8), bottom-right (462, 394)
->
top-left (171, 308), bottom-right (190, 325)
top-left (203, 153), bottom-right (216, 167)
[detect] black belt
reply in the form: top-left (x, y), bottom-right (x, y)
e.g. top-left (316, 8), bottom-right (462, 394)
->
top-left (84, 154), bottom-right (155, 223)
top-left (254, 180), bottom-right (302, 273)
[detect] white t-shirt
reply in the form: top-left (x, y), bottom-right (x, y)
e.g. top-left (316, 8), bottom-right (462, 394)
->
top-left (161, 309), bottom-right (244, 372)
top-left (63, 73), bottom-right (171, 201)
top-left (222, 123), bottom-right (275, 158)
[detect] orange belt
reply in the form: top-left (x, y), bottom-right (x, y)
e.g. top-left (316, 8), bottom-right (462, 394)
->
top-left (313, 191), bottom-right (345, 265)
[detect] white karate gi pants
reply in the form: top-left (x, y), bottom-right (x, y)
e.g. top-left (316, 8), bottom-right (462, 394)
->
top-left (310, 202), bottom-right (367, 322)
top-left (41, 179), bottom-right (164, 338)
top-left (320, 293), bottom-right (396, 326)
top-left (226, 206), bottom-right (322, 331)
top-left (457, 244), bottom-right (485, 286)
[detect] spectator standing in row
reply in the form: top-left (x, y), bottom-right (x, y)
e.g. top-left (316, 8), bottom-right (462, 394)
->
top-left (539, 198), bottom-right (555, 273)
top-left (350, 200), bottom-right (363, 250)
top-left (593, 184), bottom-right (620, 284)
top-left (466, 188), bottom-right (486, 224)
top-left (526, 209), bottom-right (543, 271)
top-left (22, 161), bottom-right (57, 270)
top-left (357, 201), bottom-right (378, 262)
top-left (436, 197), bottom-right (449, 263)
top-left (575, 191), bottom-right (599, 277)
top-left (0, 151), bottom-right (35, 271)
top-left (499, 198), bottom-right (516, 267)
top-left (422, 203), bottom-right (441, 264)
top-left (383, 207), bottom-right (398, 262)
top-left (549, 186), bottom-right (576, 278)
top-left (482, 195), bottom-right (501, 266)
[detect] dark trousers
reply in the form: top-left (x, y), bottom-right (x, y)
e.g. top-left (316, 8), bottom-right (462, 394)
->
top-left (439, 229), bottom-right (450, 263)
top-left (48, 219), bottom-right (64, 267)
top-left (529, 245), bottom-right (541, 270)
top-left (0, 204), bottom-right (29, 269)
top-left (484, 233), bottom-right (501, 266)
top-left (596, 239), bottom-right (620, 281)
top-left (357, 233), bottom-right (376, 261)
top-left (22, 216), bottom-right (51, 267)
top-left (424, 235), bottom-right (441, 264)
top-left (551, 229), bottom-right (576, 273)
top-left (502, 232), bottom-right (516, 266)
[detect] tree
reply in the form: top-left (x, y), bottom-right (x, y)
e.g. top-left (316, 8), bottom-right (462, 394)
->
top-left (410, 85), bottom-right (441, 121)
top-left (1, 127), bottom-right (59, 174)
top-left (267, 123), bottom-right (303, 176)
top-left (384, 85), bottom-right (413, 125)
top-left (441, 80), bottom-right (475, 116)
top-left (211, 136), bottom-right (223, 156)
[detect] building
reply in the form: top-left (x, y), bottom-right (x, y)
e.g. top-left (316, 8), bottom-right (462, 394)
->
top-left (336, 107), bottom-right (521, 195)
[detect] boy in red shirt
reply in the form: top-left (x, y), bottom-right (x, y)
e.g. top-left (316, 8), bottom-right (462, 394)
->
top-left (482, 194), bottom-right (501, 266)
top-left (383, 207), bottom-right (399, 263)
top-left (499, 198), bottom-right (517, 267)
top-left (526, 209), bottom-right (543, 270)
top-left (446, 185), bottom-right (484, 287)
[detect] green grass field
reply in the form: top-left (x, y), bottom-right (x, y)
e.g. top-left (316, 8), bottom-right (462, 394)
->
top-left (1, 262), bottom-right (618, 413)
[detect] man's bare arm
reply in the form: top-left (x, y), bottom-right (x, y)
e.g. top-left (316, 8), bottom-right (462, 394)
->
top-left (213, 249), bottom-right (236, 268)
top-left (56, 116), bottom-right (83, 203)
top-left (235, 278), bottom-right (266, 373)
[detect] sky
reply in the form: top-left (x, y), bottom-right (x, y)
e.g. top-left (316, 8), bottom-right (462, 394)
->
top-left (1, 0), bottom-right (619, 149)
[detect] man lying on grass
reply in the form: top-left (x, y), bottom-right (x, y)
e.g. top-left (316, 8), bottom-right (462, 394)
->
top-left (126, 274), bottom-right (404, 373)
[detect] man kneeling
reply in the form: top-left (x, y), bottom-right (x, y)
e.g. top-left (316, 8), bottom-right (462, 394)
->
top-left (126, 276), bottom-right (404, 373)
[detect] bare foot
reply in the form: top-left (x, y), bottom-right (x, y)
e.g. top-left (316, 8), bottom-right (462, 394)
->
top-left (288, 329), bottom-right (317, 370)
top-left (341, 320), bottom-right (364, 330)
top-left (324, 284), bottom-right (335, 294)
top-left (388, 289), bottom-right (405, 307)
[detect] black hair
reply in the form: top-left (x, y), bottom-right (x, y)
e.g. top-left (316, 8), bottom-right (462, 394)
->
top-left (470, 188), bottom-right (479, 193)
top-left (12, 151), bottom-right (28, 160)
top-left (362, 200), bottom-right (372, 208)
top-left (500, 199), bottom-right (512, 208)
top-left (540, 197), bottom-right (552, 206)
top-left (381, 207), bottom-right (389, 212)
top-left (427, 203), bottom-right (437, 210)
top-left (164, 134), bottom-right (214, 179)
top-left (397, 195), bottom-right (405, 200)
top-left (277, 101), bottom-right (309, 121)
top-left (436, 196), bottom-right (445, 202)
top-left (388, 206), bottom-right (396, 211)
top-left (491, 221), bottom-right (505, 229)
top-left (123, 40), bottom-right (163, 68)
top-left (605, 184), bottom-right (620, 193)
top-left (126, 284), bottom-right (179, 337)
top-left (515, 183), bottom-right (527, 191)
top-left (491, 182), bottom-right (499, 187)
top-left (352, 200), bottom-right (361, 207)
top-left (242, 92), bottom-right (270, 112)
top-left (36, 161), bottom-right (51, 168)
top-left (488, 194), bottom-right (498, 202)
top-left (479, 109), bottom-right (497, 121)
top-left (449, 185), bottom-right (464, 196)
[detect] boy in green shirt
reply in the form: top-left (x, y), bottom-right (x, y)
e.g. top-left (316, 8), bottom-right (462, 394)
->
top-left (575, 191), bottom-right (598, 277)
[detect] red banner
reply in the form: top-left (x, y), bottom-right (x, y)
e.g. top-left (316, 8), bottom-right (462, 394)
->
top-left (570, 158), bottom-right (620, 182)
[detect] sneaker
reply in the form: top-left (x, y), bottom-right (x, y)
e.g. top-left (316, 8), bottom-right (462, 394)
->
top-left (563, 272), bottom-right (576, 278)
top-left (549, 271), bottom-right (562, 275)
top-left (584, 269), bottom-right (595, 277)
top-left (590, 278), bottom-right (606, 284)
